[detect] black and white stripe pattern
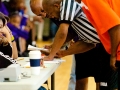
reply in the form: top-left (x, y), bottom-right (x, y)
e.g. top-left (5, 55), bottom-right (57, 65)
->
top-left (0, 51), bottom-right (17, 64)
top-left (60, 0), bottom-right (83, 21)
top-left (60, 0), bottom-right (76, 21)
top-left (71, 15), bottom-right (100, 43)
top-left (60, 0), bottom-right (100, 43)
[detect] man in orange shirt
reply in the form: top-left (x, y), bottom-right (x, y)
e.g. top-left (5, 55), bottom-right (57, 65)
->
top-left (81, 0), bottom-right (120, 89)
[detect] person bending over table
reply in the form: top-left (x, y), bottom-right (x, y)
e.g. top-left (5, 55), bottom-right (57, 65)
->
top-left (30, 0), bottom-right (118, 90)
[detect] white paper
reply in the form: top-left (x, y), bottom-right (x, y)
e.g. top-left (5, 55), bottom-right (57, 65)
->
top-left (43, 58), bottom-right (65, 64)
top-left (27, 45), bottom-right (48, 51)
top-left (22, 59), bottom-right (65, 68)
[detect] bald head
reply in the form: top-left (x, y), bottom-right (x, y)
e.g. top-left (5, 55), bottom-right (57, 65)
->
top-left (30, 0), bottom-right (43, 15)
top-left (30, 0), bottom-right (61, 18)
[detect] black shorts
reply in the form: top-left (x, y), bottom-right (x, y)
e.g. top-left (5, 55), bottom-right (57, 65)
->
top-left (75, 43), bottom-right (118, 89)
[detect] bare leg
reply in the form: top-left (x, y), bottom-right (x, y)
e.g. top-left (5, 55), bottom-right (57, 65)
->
top-left (75, 78), bottom-right (88, 90)
top-left (96, 83), bottom-right (100, 90)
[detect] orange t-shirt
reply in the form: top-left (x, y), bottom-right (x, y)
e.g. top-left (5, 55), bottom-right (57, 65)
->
top-left (81, 0), bottom-right (120, 60)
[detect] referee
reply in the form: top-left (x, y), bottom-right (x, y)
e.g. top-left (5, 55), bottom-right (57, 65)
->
top-left (30, 0), bottom-right (118, 90)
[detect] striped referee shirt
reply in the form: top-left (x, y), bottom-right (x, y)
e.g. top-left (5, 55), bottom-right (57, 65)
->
top-left (60, 0), bottom-right (100, 43)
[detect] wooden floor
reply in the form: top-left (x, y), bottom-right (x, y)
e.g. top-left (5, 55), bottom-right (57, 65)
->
top-left (36, 40), bottom-right (96, 90)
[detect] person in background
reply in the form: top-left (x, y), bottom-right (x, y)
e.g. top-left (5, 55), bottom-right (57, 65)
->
top-left (0, 0), bottom-right (9, 16)
top-left (0, 11), bottom-right (17, 68)
top-left (8, 12), bottom-right (30, 57)
top-left (3, 26), bottom-right (18, 59)
top-left (50, 20), bottom-right (58, 41)
top-left (25, 0), bottom-right (44, 45)
top-left (2, 0), bottom-right (28, 29)
top-left (3, 0), bottom-right (36, 47)
top-left (0, 0), bottom-right (18, 59)
top-left (0, 12), bottom-right (18, 59)
top-left (0, 0), bottom-right (30, 56)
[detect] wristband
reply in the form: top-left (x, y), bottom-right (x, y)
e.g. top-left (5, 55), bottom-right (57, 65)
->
top-left (11, 35), bottom-right (15, 42)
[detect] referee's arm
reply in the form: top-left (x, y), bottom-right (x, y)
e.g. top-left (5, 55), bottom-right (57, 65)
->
top-left (56, 40), bottom-right (95, 58)
top-left (43, 23), bottom-right (70, 60)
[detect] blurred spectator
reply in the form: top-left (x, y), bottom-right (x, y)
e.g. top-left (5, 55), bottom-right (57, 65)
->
top-left (8, 12), bottom-right (29, 57)
top-left (0, 0), bottom-right (9, 16)
top-left (1, 0), bottom-right (38, 56)
top-left (0, 0), bottom-right (30, 56)
top-left (0, 12), bottom-right (17, 68)
top-left (50, 20), bottom-right (58, 40)
top-left (3, 0), bottom-right (28, 29)
top-left (25, 0), bottom-right (45, 43)
top-left (0, 12), bottom-right (18, 59)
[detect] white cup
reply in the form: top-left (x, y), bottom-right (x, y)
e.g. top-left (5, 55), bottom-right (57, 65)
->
top-left (29, 50), bottom-right (41, 75)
